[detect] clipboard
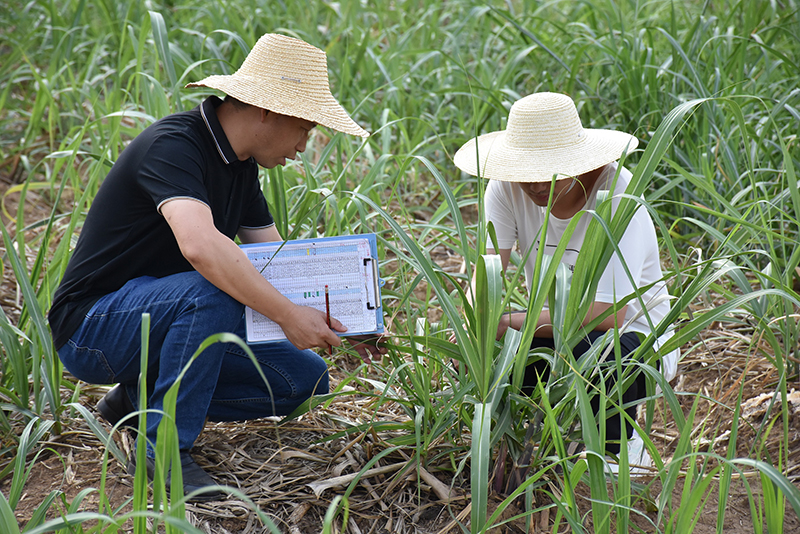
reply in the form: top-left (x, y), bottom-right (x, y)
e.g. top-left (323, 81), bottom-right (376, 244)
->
top-left (240, 234), bottom-right (384, 343)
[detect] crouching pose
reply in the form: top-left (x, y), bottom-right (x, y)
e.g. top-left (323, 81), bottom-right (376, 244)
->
top-left (453, 92), bottom-right (678, 463)
top-left (49, 33), bottom-right (383, 500)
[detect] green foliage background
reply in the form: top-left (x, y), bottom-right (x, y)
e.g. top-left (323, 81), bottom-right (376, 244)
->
top-left (1, 0), bottom-right (800, 532)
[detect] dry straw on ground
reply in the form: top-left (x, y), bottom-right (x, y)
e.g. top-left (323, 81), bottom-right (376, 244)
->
top-left (4, 327), bottom-right (799, 534)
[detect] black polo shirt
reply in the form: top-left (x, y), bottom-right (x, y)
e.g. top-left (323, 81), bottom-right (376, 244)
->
top-left (49, 96), bottom-right (273, 349)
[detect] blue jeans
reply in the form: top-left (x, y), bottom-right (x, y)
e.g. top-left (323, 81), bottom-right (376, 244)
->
top-left (57, 272), bottom-right (330, 455)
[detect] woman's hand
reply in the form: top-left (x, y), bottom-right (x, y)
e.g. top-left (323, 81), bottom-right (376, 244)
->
top-left (496, 313), bottom-right (512, 340)
top-left (345, 334), bottom-right (389, 364)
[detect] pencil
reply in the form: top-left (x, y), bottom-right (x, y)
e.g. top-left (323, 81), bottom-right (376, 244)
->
top-left (325, 285), bottom-right (332, 356)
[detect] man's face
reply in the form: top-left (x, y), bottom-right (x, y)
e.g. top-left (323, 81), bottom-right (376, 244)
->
top-left (252, 112), bottom-right (316, 169)
top-left (518, 178), bottom-right (574, 207)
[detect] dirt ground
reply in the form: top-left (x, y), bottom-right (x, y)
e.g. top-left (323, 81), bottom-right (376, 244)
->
top-left (2, 171), bottom-right (800, 533)
top-left (2, 338), bottom-right (799, 533)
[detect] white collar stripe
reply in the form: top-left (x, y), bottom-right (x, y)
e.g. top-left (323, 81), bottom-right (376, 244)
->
top-left (200, 102), bottom-right (230, 164)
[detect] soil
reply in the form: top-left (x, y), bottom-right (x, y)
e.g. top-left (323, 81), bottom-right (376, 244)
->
top-left (3, 369), bottom-right (798, 534)
top-left (2, 172), bottom-right (799, 533)
top-left (3, 321), bottom-right (798, 533)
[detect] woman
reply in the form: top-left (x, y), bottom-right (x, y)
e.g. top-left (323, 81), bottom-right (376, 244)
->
top-left (453, 92), bottom-right (678, 464)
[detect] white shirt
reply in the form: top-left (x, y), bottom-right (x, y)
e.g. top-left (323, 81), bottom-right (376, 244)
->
top-left (484, 162), bottom-right (678, 380)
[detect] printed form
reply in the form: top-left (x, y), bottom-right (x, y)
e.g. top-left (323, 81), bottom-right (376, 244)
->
top-left (241, 235), bottom-right (383, 343)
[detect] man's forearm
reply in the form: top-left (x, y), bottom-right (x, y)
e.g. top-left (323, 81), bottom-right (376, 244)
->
top-left (184, 231), bottom-right (295, 324)
top-left (182, 232), bottom-right (344, 350)
top-left (161, 185), bottom-right (343, 352)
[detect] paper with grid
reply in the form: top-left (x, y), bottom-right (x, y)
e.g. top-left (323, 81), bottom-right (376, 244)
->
top-left (242, 235), bottom-right (382, 343)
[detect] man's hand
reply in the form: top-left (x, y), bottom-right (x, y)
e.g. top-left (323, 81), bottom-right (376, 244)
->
top-left (278, 304), bottom-right (345, 351)
top-left (345, 334), bottom-right (389, 364)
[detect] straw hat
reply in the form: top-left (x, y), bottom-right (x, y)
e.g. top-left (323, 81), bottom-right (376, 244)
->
top-left (453, 92), bottom-right (637, 182)
top-left (186, 33), bottom-right (369, 138)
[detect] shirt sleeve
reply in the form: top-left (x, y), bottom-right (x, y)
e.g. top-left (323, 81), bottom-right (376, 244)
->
top-left (485, 181), bottom-right (518, 250)
top-left (138, 131), bottom-right (211, 210)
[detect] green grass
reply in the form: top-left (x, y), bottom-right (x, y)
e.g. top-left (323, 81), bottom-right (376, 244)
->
top-left (1, 0), bottom-right (800, 531)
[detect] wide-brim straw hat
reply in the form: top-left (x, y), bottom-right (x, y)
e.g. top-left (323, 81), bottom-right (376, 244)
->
top-left (454, 92), bottom-right (637, 182)
top-left (186, 33), bottom-right (369, 138)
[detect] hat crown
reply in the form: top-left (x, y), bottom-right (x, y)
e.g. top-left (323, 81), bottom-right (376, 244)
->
top-left (185, 33), bottom-right (369, 137)
top-left (453, 91), bottom-right (637, 182)
top-left (504, 93), bottom-right (585, 151)
top-left (236, 34), bottom-right (331, 93)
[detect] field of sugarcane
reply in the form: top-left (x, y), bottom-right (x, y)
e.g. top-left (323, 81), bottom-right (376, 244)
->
top-left (2, 0), bottom-right (800, 532)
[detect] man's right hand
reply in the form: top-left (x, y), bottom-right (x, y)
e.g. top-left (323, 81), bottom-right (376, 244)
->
top-left (278, 304), bottom-right (344, 351)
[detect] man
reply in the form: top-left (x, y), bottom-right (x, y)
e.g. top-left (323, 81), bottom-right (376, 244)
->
top-left (49, 33), bottom-right (383, 500)
top-left (453, 92), bottom-right (678, 466)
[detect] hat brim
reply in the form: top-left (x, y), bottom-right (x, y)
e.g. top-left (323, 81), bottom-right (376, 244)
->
top-left (186, 75), bottom-right (369, 138)
top-left (454, 128), bottom-right (638, 182)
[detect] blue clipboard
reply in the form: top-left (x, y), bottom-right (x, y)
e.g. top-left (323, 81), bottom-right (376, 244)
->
top-left (240, 234), bottom-right (384, 343)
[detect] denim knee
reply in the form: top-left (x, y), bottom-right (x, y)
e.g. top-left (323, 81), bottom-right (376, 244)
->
top-left (58, 341), bottom-right (117, 384)
top-left (299, 354), bottom-right (330, 397)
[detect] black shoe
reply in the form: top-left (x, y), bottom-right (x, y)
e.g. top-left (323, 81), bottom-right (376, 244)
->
top-left (97, 384), bottom-right (138, 428)
top-left (127, 451), bottom-right (226, 502)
